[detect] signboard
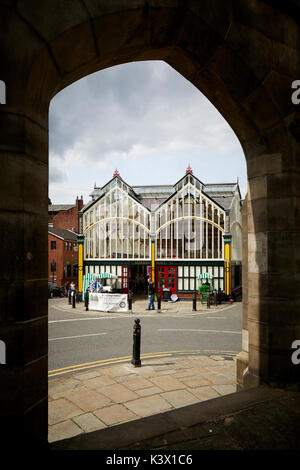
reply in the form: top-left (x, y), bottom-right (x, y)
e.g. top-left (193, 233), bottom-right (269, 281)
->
top-left (197, 273), bottom-right (213, 279)
top-left (98, 272), bottom-right (117, 279)
top-left (88, 293), bottom-right (128, 312)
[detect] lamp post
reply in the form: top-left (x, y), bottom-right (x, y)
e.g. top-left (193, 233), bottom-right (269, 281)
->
top-left (223, 233), bottom-right (232, 297)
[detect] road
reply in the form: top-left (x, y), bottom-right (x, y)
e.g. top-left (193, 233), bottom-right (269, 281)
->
top-left (48, 298), bottom-right (242, 376)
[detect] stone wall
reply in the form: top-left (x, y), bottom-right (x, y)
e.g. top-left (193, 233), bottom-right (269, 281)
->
top-left (0, 0), bottom-right (299, 448)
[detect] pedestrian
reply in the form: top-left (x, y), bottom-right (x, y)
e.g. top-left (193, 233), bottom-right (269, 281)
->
top-left (144, 273), bottom-right (149, 295)
top-left (146, 280), bottom-right (155, 310)
top-left (70, 282), bottom-right (75, 291)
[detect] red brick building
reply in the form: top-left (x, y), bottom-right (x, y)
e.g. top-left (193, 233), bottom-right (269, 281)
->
top-left (48, 227), bottom-right (79, 290)
top-left (49, 196), bottom-right (84, 232)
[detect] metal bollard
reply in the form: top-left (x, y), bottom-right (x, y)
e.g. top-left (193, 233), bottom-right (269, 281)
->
top-left (157, 293), bottom-right (161, 312)
top-left (131, 318), bottom-right (141, 367)
top-left (128, 290), bottom-right (133, 311)
top-left (71, 291), bottom-right (76, 308)
top-left (218, 289), bottom-right (222, 304)
top-left (193, 292), bottom-right (197, 311)
top-left (214, 290), bottom-right (217, 307)
top-left (84, 289), bottom-right (89, 311)
top-left (207, 292), bottom-right (210, 309)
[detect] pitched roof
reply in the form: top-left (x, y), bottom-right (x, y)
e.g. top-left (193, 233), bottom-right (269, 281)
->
top-left (48, 227), bottom-right (78, 241)
top-left (48, 204), bottom-right (74, 212)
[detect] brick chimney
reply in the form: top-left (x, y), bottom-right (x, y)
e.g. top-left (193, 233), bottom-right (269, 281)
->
top-left (76, 195), bottom-right (84, 211)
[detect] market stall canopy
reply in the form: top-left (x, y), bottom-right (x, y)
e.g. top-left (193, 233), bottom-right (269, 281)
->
top-left (98, 273), bottom-right (118, 279)
top-left (197, 273), bottom-right (213, 279)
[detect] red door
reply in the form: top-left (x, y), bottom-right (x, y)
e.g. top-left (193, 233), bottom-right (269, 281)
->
top-left (122, 266), bottom-right (130, 293)
top-left (156, 266), bottom-right (177, 297)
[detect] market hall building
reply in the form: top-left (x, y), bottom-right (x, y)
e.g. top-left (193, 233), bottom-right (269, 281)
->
top-left (78, 167), bottom-right (242, 299)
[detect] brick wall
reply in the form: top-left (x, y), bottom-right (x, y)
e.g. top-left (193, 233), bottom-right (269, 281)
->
top-left (53, 196), bottom-right (83, 233)
top-left (48, 234), bottom-right (78, 288)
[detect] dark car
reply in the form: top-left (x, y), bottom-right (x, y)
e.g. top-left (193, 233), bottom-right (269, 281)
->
top-left (48, 281), bottom-right (62, 298)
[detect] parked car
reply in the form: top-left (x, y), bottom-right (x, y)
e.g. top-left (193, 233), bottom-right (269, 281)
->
top-left (48, 281), bottom-right (62, 298)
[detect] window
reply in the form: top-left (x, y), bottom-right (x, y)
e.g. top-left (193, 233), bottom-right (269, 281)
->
top-left (73, 264), bottom-right (78, 277)
top-left (64, 263), bottom-right (72, 278)
top-left (51, 241), bottom-right (56, 250)
top-left (83, 188), bottom-right (151, 259)
top-left (50, 260), bottom-right (56, 272)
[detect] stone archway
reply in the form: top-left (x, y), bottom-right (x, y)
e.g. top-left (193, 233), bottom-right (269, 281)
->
top-left (0, 0), bottom-right (299, 447)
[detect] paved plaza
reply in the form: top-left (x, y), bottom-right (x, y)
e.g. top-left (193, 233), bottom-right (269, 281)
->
top-left (48, 353), bottom-right (236, 443)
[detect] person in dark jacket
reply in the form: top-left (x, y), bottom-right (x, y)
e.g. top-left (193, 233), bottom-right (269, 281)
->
top-left (146, 280), bottom-right (155, 310)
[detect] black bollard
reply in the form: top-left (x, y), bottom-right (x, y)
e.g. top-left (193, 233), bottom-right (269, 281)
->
top-left (71, 291), bottom-right (76, 308)
top-left (128, 290), bottom-right (133, 311)
top-left (193, 292), bottom-right (197, 311)
top-left (68, 290), bottom-right (71, 305)
top-left (84, 289), bottom-right (89, 311)
top-left (214, 290), bottom-right (217, 307)
top-left (157, 293), bottom-right (161, 312)
top-left (131, 318), bottom-right (141, 367)
top-left (207, 292), bottom-right (210, 309)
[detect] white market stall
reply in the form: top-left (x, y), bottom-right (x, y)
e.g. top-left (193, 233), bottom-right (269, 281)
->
top-left (88, 292), bottom-right (128, 312)
top-left (82, 273), bottom-right (128, 312)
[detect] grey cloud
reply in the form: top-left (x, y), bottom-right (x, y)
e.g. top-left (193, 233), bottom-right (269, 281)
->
top-left (49, 61), bottom-right (243, 170)
top-left (49, 163), bottom-right (68, 184)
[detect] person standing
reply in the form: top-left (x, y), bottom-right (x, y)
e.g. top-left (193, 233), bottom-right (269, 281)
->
top-left (146, 280), bottom-right (155, 310)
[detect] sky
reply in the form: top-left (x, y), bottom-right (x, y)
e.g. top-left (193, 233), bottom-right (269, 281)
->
top-left (49, 60), bottom-right (247, 205)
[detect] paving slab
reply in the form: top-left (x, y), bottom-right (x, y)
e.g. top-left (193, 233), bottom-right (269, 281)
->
top-left (71, 412), bottom-right (107, 433)
top-left (50, 387), bottom-right (300, 450)
top-left (48, 420), bottom-right (83, 443)
top-left (161, 390), bottom-right (200, 408)
top-left (94, 404), bottom-right (138, 425)
top-left (150, 375), bottom-right (187, 391)
top-left (97, 383), bottom-right (140, 403)
top-left (64, 389), bottom-right (113, 412)
top-left (124, 395), bottom-right (173, 417)
top-left (188, 386), bottom-right (220, 402)
top-left (48, 398), bottom-right (84, 425)
top-left (48, 353), bottom-right (237, 444)
top-left (120, 377), bottom-right (154, 391)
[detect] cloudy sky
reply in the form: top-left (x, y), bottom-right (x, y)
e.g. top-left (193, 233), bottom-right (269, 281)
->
top-left (49, 60), bottom-right (247, 205)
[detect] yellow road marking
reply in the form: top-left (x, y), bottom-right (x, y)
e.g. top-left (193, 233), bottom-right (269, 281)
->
top-left (48, 349), bottom-right (238, 378)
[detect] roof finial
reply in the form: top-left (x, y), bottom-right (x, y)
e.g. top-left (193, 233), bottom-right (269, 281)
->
top-left (185, 164), bottom-right (193, 175)
top-left (113, 168), bottom-right (120, 178)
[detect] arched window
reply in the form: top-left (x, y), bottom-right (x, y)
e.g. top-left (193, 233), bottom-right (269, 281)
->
top-left (83, 186), bottom-right (151, 259)
top-left (155, 180), bottom-right (225, 260)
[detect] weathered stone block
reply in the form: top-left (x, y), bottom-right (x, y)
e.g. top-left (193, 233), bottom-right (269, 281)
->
top-left (243, 84), bottom-right (282, 131)
top-left (17, 0), bottom-right (90, 42)
top-left (0, 279), bottom-right (48, 323)
top-left (93, 9), bottom-right (150, 59)
top-left (267, 231), bottom-right (296, 274)
top-left (84, 0), bottom-right (146, 18)
top-left (248, 232), bottom-right (268, 274)
top-left (50, 21), bottom-right (97, 76)
top-left (176, 11), bottom-right (222, 69)
top-left (248, 176), bottom-right (267, 201)
top-left (0, 319), bottom-right (47, 366)
top-left (0, 6), bottom-right (44, 108)
top-left (247, 296), bottom-right (300, 324)
top-left (24, 355), bottom-right (48, 410)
